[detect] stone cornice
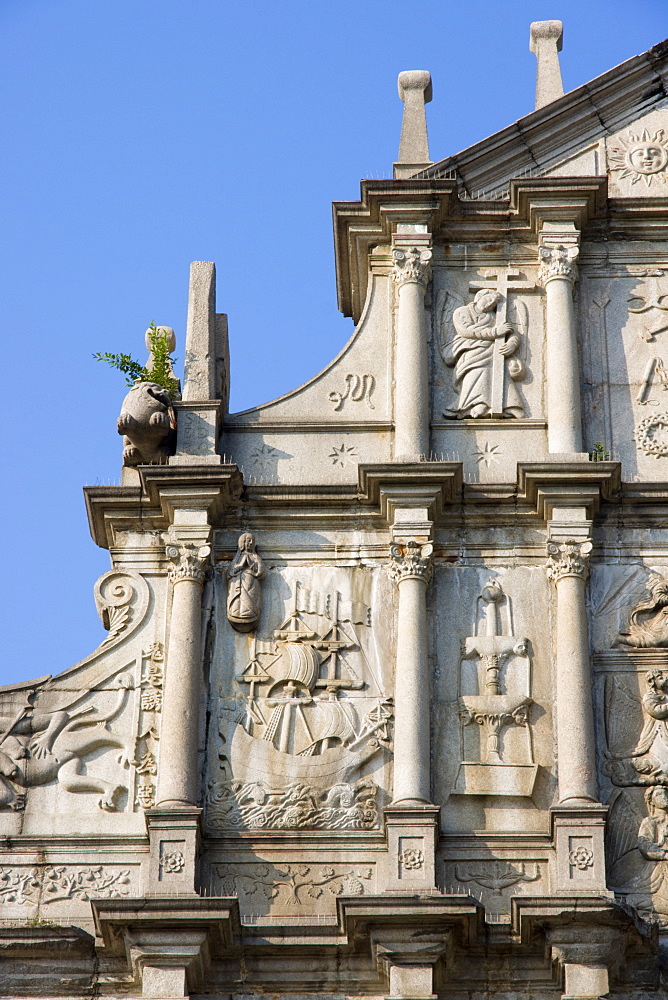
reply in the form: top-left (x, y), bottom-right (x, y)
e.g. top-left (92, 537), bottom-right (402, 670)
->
top-left (332, 179), bottom-right (455, 322)
top-left (418, 38), bottom-right (668, 195)
top-left (358, 462), bottom-right (463, 523)
top-left (517, 461), bottom-right (621, 520)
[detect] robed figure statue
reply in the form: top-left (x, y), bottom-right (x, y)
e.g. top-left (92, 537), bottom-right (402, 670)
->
top-left (442, 288), bottom-right (526, 419)
top-left (226, 533), bottom-right (265, 633)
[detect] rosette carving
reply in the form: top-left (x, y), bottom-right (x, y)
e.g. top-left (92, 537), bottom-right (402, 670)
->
top-left (538, 244), bottom-right (579, 285)
top-left (165, 541), bottom-right (211, 585)
top-left (546, 539), bottom-right (592, 584)
top-left (388, 541), bottom-right (433, 584)
top-left (392, 247), bottom-right (432, 288)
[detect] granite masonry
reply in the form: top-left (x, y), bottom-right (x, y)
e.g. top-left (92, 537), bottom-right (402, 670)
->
top-left (6, 20), bottom-right (668, 999)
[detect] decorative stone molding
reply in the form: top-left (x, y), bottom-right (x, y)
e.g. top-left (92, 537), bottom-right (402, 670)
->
top-left (538, 244), bottom-right (579, 285)
top-left (392, 247), bottom-right (432, 288)
top-left (93, 570), bottom-right (149, 650)
top-left (546, 539), bottom-right (592, 584)
top-left (636, 410), bottom-right (668, 456)
top-left (328, 373), bottom-right (375, 412)
top-left (568, 845), bottom-right (594, 870)
top-left (215, 862), bottom-right (372, 905)
top-left (0, 866), bottom-right (132, 905)
top-left (388, 541), bottom-right (433, 584)
top-left (399, 848), bottom-right (424, 871)
top-left (453, 860), bottom-right (540, 894)
top-left (165, 541), bottom-right (211, 585)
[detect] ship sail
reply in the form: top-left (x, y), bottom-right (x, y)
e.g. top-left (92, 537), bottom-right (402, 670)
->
top-left (270, 641), bottom-right (320, 692)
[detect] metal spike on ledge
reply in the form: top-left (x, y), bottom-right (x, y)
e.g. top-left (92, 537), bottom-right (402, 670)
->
top-left (530, 20), bottom-right (564, 109)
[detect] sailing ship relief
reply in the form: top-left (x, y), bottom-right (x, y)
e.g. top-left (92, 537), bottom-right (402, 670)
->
top-left (207, 583), bottom-right (393, 831)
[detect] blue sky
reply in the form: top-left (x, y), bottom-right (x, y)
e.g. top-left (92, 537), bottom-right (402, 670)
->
top-left (1, 0), bottom-right (667, 683)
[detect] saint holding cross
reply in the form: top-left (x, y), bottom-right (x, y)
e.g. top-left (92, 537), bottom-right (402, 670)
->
top-left (442, 269), bottom-right (533, 419)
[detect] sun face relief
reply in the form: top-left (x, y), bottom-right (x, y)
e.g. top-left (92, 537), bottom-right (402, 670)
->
top-left (629, 144), bottom-right (668, 175)
top-left (609, 129), bottom-right (668, 186)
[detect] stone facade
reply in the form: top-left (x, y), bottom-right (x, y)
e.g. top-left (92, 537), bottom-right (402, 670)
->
top-left (6, 22), bottom-right (668, 999)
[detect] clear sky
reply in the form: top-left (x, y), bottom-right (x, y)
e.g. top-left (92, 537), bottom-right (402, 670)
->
top-left (1, 0), bottom-right (667, 684)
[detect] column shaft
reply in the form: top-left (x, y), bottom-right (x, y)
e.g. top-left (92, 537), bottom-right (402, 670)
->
top-left (545, 277), bottom-right (582, 453)
top-left (390, 541), bottom-right (433, 804)
top-left (393, 248), bottom-right (431, 461)
top-left (548, 541), bottom-right (598, 804)
top-left (157, 577), bottom-right (203, 807)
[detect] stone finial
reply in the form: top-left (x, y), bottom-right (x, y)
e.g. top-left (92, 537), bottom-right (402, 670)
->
top-left (396, 70), bottom-right (432, 167)
top-left (529, 21), bottom-right (564, 110)
top-left (145, 325), bottom-right (175, 355)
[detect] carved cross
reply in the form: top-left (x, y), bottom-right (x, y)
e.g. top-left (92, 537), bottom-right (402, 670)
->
top-left (469, 269), bottom-right (536, 418)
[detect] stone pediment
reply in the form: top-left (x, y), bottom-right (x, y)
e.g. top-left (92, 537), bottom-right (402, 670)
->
top-left (419, 38), bottom-right (668, 199)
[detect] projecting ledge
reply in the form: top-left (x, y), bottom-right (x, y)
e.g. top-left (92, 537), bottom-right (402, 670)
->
top-left (337, 893), bottom-right (483, 949)
top-left (92, 895), bottom-right (241, 955)
top-left (358, 462), bottom-right (463, 523)
top-left (92, 896), bottom-right (241, 997)
top-left (517, 460), bottom-right (621, 520)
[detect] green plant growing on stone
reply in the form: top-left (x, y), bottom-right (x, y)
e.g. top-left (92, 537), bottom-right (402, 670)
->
top-left (589, 441), bottom-right (610, 462)
top-left (93, 322), bottom-right (180, 397)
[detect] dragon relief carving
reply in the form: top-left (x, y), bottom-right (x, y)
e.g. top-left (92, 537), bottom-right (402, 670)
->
top-left (0, 667), bottom-right (136, 814)
top-left (208, 582), bottom-right (391, 831)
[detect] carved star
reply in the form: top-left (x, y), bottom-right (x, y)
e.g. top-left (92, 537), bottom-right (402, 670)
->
top-left (329, 443), bottom-right (359, 468)
top-left (474, 442), bottom-right (501, 468)
top-left (249, 443), bottom-right (278, 467)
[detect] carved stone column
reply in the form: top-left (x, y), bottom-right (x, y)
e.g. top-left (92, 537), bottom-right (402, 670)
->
top-left (538, 240), bottom-right (582, 454)
top-left (392, 245), bottom-right (432, 462)
top-left (157, 538), bottom-right (211, 809)
top-left (546, 538), bottom-right (597, 804)
top-left (389, 540), bottom-right (433, 804)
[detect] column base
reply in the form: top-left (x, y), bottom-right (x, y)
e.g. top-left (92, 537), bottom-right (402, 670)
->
top-left (551, 805), bottom-right (609, 894)
top-left (146, 807), bottom-right (202, 895)
top-left (383, 804), bottom-right (440, 892)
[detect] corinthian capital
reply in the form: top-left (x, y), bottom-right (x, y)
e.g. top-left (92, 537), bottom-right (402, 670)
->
top-left (389, 540), bottom-right (433, 584)
top-left (546, 539), bottom-right (592, 584)
top-left (538, 244), bottom-right (579, 286)
top-left (392, 247), bottom-right (432, 288)
top-left (165, 540), bottom-right (211, 585)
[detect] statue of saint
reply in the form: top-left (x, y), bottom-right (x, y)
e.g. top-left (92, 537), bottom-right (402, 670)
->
top-left (443, 289), bottom-right (525, 418)
top-left (226, 533), bottom-right (265, 633)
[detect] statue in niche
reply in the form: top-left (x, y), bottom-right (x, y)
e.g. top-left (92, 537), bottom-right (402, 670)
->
top-left (618, 574), bottom-right (668, 648)
top-left (226, 533), bottom-right (266, 633)
top-left (440, 288), bottom-right (527, 419)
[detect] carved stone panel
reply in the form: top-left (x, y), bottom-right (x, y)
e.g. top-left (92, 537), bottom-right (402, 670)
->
top-left (453, 580), bottom-right (537, 798)
top-left (206, 563), bottom-right (395, 832)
